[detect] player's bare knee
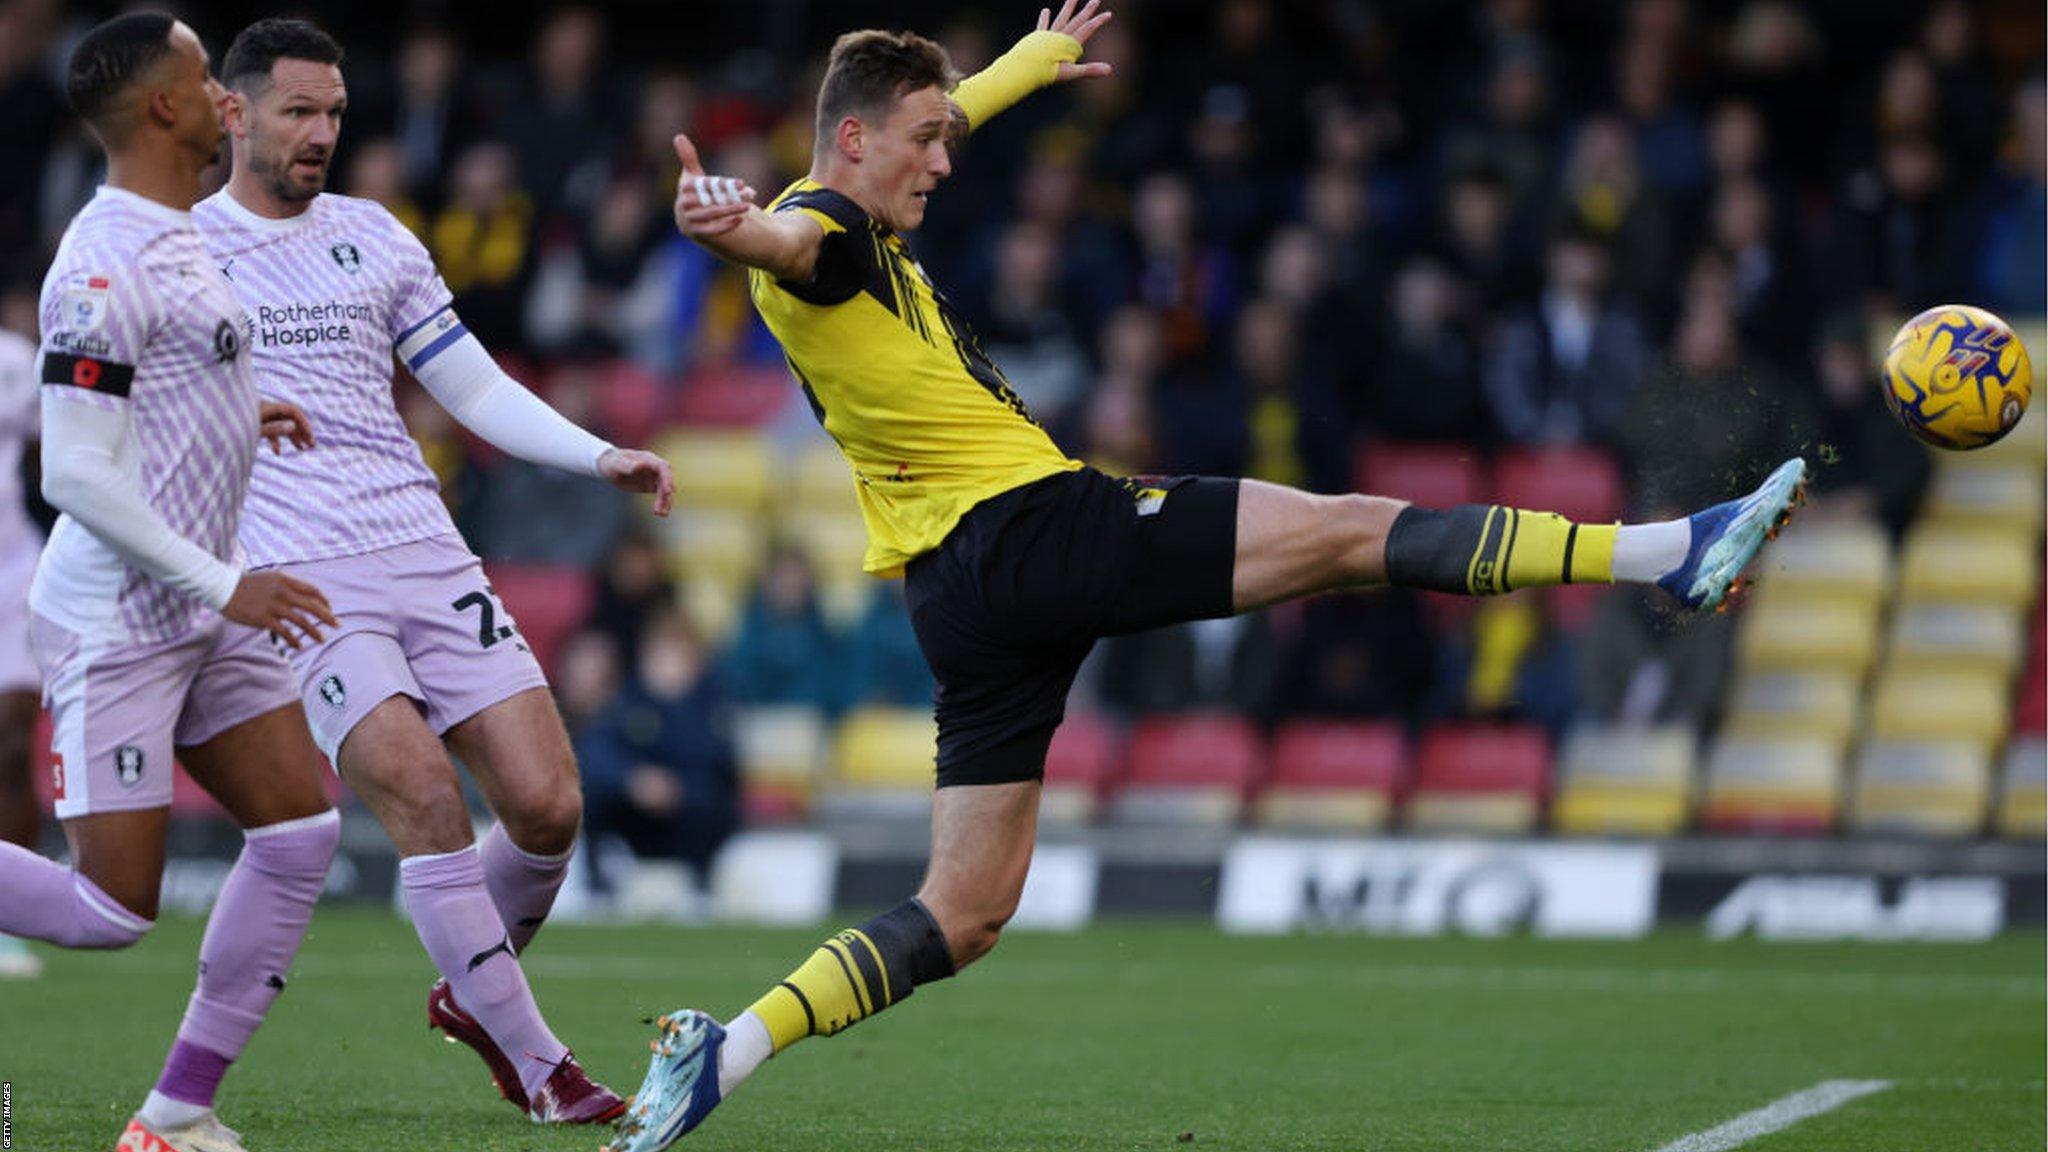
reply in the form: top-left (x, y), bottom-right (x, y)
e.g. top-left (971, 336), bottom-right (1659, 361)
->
top-left (502, 783), bottom-right (581, 857)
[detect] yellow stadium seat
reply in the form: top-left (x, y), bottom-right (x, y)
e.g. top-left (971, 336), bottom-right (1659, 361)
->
top-left (1920, 463), bottom-right (2043, 533)
top-left (1254, 790), bottom-right (1393, 833)
top-left (1868, 668), bottom-right (2011, 753)
top-left (1734, 596), bottom-right (1880, 676)
top-left (1550, 724), bottom-right (1695, 836)
top-left (816, 574), bottom-right (877, 630)
top-left (1404, 794), bottom-right (1539, 835)
top-left (1898, 526), bottom-right (2037, 609)
top-left (833, 707), bottom-right (937, 789)
top-left (1884, 604), bottom-right (2026, 676)
top-left (1720, 671), bottom-right (1860, 748)
top-left (1996, 736), bottom-right (2046, 838)
top-left (733, 705), bottom-right (829, 789)
top-left (1753, 519), bottom-right (1892, 606)
top-left (660, 509), bottom-right (765, 583)
top-left (679, 576), bottom-right (746, 647)
top-left (1957, 374), bottom-right (2045, 469)
top-left (1698, 735), bottom-right (1842, 833)
top-left (653, 429), bottom-right (774, 513)
top-left (780, 509), bottom-right (871, 581)
top-left (1848, 740), bottom-right (1991, 837)
top-left (791, 438), bottom-right (861, 515)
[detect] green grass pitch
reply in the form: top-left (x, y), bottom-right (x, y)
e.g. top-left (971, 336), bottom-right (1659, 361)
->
top-left (1, 908), bottom-right (2039, 1151)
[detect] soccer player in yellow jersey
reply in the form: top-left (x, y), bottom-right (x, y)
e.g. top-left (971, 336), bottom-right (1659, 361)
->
top-left (609, 4), bottom-right (1805, 1147)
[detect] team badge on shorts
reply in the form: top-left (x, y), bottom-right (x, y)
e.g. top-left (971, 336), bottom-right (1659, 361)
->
top-left (319, 674), bottom-right (347, 709)
top-left (114, 745), bottom-right (146, 788)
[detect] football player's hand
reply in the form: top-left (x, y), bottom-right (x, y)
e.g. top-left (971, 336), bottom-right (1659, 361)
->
top-left (225, 571), bottom-right (337, 650)
top-left (599, 447), bottom-right (677, 517)
top-left (259, 400), bottom-right (315, 455)
top-left (1039, 0), bottom-right (1114, 83)
top-left (673, 134), bottom-right (756, 239)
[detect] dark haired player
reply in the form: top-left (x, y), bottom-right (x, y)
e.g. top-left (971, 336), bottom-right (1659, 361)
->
top-left (0, 14), bottom-right (342, 1152)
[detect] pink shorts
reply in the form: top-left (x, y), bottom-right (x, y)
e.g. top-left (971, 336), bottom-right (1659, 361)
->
top-left (33, 612), bottom-right (300, 819)
top-left (0, 543), bottom-right (39, 694)
top-left (268, 534), bottom-right (548, 761)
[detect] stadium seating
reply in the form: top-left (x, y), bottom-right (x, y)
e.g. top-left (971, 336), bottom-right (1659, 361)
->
top-left (1719, 671), bottom-right (1861, 748)
top-left (1354, 442), bottom-right (1485, 510)
top-left (1698, 734), bottom-right (1842, 834)
top-left (731, 705), bottom-right (829, 824)
top-left (1996, 736), bottom-right (2046, 838)
top-left (1883, 604), bottom-right (2026, 676)
top-left (1109, 715), bottom-right (1264, 827)
top-left (1550, 723), bottom-right (1696, 836)
top-left (1404, 724), bottom-right (1550, 835)
top-left (659, 510), bottom-right (767, 589)
top-left (1898, 526), bottom-right (2037, 609)
top-left (1753, 519), bottom-right (1893, 607)
top-left (791, 439), bottom-right (862, 515)
top-left (1847, 740), bottom-right (1990, 838)
top-left (1919, 462), bottom-right (2044, 533)
top-left (481, 563), bottom-right (594, 676)
top-left (654, 429), bottom-right (774, 514)
top-left (1252, 720), bottom-right (1406, 832)
top-left (593, 360), bottom-right (670, 449)
top-left (1042, 711), bottom-right (1124, 827)
top-left (680, 577), bottom-right (747, 646)
top-left (1867, 667), bottom-right (2011, 754)
top-left (1492, 446), bottom-right (1624, 524)
top-left (1733, 595), bottom-right (1880, 677)
top-left (670, 365), bottom-right (794, 427)
top-left (820, 706), bottom-right (937, 822)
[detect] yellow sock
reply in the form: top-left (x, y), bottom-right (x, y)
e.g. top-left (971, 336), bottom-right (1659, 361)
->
top-left (745, 930), bottom-right (890, 1051)
top-left (1470, 508), bottom-right (1617, 594)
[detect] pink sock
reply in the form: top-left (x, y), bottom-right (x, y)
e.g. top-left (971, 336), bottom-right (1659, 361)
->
top-left (155, 810), bottom-right (339, 1106)
top-left (478, 824), bottom-right (570, 954)
top-left (0, 841), bottom-right (151, 948)
top-left (400, 845), bottom-right (568, 1098)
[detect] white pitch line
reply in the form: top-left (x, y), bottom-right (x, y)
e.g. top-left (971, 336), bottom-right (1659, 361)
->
top-left (1652, 1079), bottom-right (1893, 1152)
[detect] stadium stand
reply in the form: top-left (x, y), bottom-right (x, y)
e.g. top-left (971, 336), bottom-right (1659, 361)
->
top-left (731, 704), bottom-right (829, 824)
top-left (1491, 446), bottom-right (1624, 525)
top-left (1997, 736), bottom-right (2047, 839)
top-left (1848, 739), bottom-right (1991, 838)
top-left (1720, 671), bottom-right (1861, 749)
top-left (481, 562), bottom-right (594, 675)
top-left (820, 706), bottom-right (937, 822)
top-left (1042, 711), bottom-right (1124, 828)
top-left (1110, 715), bottom-right (1264, 827)
top-left (1404, 724), bottom-right (1550, 835)
top-left (1252, 720), bottom-right (1406, 832)
top-left (1698, 734), bottom-right (1842, 834)
top-left (1550, 723), bottom-right (1695, 836)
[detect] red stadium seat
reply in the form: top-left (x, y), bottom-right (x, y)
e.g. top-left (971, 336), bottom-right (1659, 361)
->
top-left (1267, 721), bottom-right (1406, 790)
top-left (1110, 714), bottom-right (1264, 826)
top-left (1405, 723), bottom-right (1551, 834)
top-left (593, 360), bottom-right (672, 449)
top-left (1494, 446), bottom-right (1624, 524)
top-left (1042, 711), bottom-right (1124, 826)
top-left (1355, 442), bottom-right (1487, 510)
top-left (1255, 720), bottom-right (1406, 831)
top-left (1124, 714), bottom-right (1265, 789)
top-left (481, 564), bottom-right (594, 677)
top-left (673, 366), bottom-right (795, 427)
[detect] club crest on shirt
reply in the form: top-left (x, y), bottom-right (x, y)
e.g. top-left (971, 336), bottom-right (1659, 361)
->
top-left (330, 242), bottom-right (362, 274)
top-left (213, 318), bottom-right (242, 363)
top-left (62, 273), bottom-right (111, 333)
top-left (114, 745), bottom-right (145, 788)
top-left (319, 674), bottom-right (346, 709)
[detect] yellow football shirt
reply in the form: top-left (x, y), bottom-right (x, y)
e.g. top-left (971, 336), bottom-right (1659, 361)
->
top-left (749, 179), bottom-right (1081, 576)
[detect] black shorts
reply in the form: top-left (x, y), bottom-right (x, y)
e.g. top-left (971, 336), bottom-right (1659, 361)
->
top-left (904, 467), bottom-right (1240, 788)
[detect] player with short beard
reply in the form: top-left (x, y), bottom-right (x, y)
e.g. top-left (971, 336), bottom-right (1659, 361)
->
top-left (191, 17), bottom-right (672, 1124)
top-left (0, 13), bottom-right (342, 1152)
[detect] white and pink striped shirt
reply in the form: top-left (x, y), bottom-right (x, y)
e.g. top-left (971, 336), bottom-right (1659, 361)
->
top-left (194, 191), bottom-right (461, 567)
top-left (31, 187), bottom-right (260, 643)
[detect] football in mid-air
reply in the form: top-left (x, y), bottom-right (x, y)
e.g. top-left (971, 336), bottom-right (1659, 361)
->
top-left (1880, 304), bottom-right (2033, 450)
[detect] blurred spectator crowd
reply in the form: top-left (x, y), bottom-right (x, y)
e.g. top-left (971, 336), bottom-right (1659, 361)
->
top-left (1, 0), bottom-right (2044, 851)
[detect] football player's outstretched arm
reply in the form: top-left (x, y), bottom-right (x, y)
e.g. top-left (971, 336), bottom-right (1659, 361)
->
top-left (671, 134), bottom-right (823, 283)
top-left (950, 0), bottom-right (1114, 137)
